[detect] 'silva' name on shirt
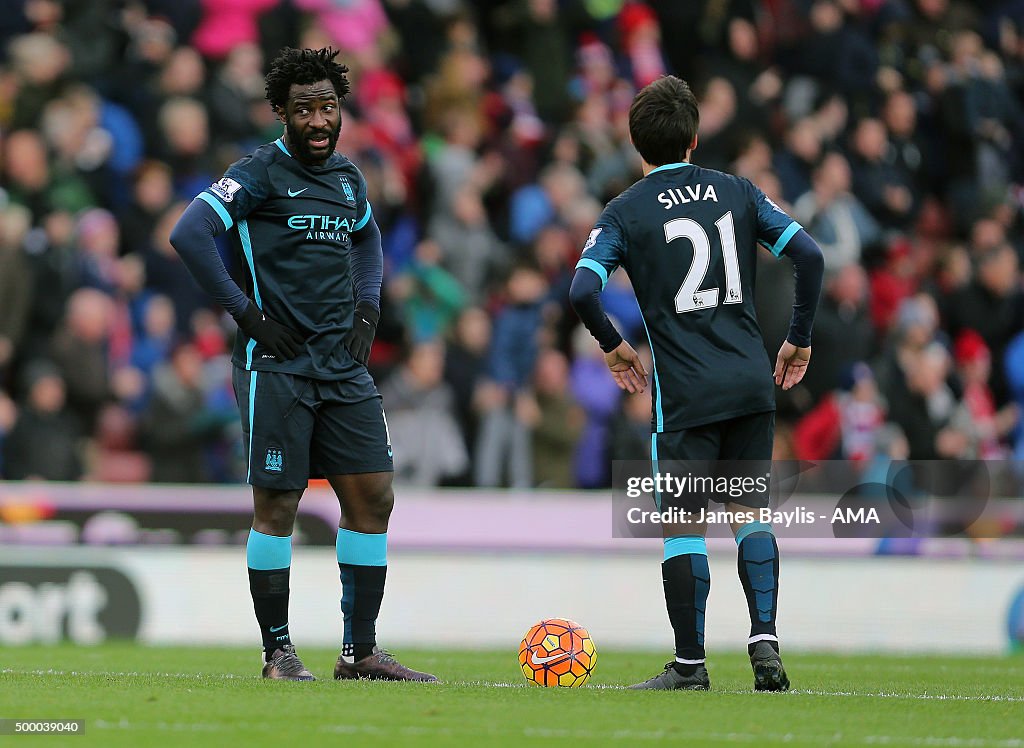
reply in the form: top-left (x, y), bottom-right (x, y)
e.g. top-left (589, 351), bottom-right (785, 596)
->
top-left (657, 184), bottom-right (720, 209)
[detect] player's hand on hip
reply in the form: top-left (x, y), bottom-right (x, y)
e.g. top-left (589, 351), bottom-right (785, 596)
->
top-left (345, 301), bottom-right (379, 366)
top-left (605, 340), bottom-right (648, 394)
top-left (774, 340), bottom-right (811, 390)
top-left (234, 301), bottom-right (306, 361)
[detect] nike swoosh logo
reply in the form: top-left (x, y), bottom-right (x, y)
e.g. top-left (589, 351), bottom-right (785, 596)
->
top-left (269, 624), bottom-right (288, 632)
top-left (287, 188), bottom-right (308, 197)
top-left (530, 650), bottom-right (572, 665)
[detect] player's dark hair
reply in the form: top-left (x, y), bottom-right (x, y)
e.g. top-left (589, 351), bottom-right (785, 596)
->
top-left (628, 75), bottom-right (699, 167)
top-left (265, 47), bottom-right (351, 110)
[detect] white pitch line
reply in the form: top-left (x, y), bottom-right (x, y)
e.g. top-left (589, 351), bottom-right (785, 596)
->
top-left (86, 719), bottom-right (1024, 747)
top-left (782, 688), bottom-right (1024, 703)
top-left (469, 681), bottom-right (1024, 702)
top-left (4, 670), bottom-right (1023, 703)
top-left (1, 668), bottom-right (250, 681)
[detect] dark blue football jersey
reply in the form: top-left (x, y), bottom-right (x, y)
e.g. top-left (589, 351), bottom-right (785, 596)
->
top-left (198, 138), bottom-right (373, 381)
top-left (576, 162), bottom-right (801, 432)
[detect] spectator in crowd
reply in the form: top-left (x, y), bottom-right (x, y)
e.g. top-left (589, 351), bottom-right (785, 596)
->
top-left (424, 110), bottom-right (487, 224)
top-left (694, 76), bottom-right (741, 173)
top-left (141, 202), bottom-right (208, 334)
top-left (429, 187), bottom-right (508, 301)
top-left (522, 348), bottom-right (583, 489)
top-left (795, 362), bottom-right (886, 461)
top-left (875, 293), bottom-right (942, 412)
top-left (784, 0), bottom-right (879, 102)
top-left (191, 0), bottom-right (278, 61)
top-left (91, 403), bottom-right (151, 483)
top-left (882, 89), bottom-right (928, 199)
top-left (443, 307), bottom-right (491, 485)
top-left (794, 151), bottom-right (882, 273)
top-left (139, 343), bottom-right (223, 483)
top-left (498, 0), bottom-right (572, 123)
top-left (389, 238), bottom-right (467, 343)
top-left (868, 238), bottom-right (919, 337)
top-left (848, 117), bottom-right (918, 230)
top-left (773, 117), bottom-right (822, 204)
top-left (205, 42), bottom-right (266, 147)
top-left (802, 263), bottom-right (875, 401)
top-left (953, 329), bottom-right (1018, 458)
top-left (711, 17), bottom-right (781, 135)
top-left (7, 32), bottom-right (70, 131)
top-left (131, 294), bottom-right (177, 380)
top-left (570, 323), bottom-right (621, 489)
top-left (510, 162), bottom-right (588, 246)
top-left (476, 266), bottom-right (549, 488)
top-left (380, 341), bottom-right (469, 486)
top-left (0, 390), bottom-right (16, 477)
top-left (3, 129), bottom-right (82, 221)
top-left (837, 364), bottom-right (887, 462)
top-left (888, 342), bottom-right (973, 460)
top-left (0, 205), bottom-right (33, 380)
top-left (49, 288), bottom-right (115, 432)
top-left (119, 160), bottom-right (175, 256)
top-left (157, 96), bottom-right (214, 199)
top-left (617, 1), bottom-right (668, 89)
top-left (20, 211), bottom-right (78, 363)
top-left (2, 360), bottom-right (83, 481)
top-left (74, 208), bottom-right (121, 295)
top-left (944, 243), bottom-right (1024, 403)
top-left (532, 225), bottom-right (575, 307)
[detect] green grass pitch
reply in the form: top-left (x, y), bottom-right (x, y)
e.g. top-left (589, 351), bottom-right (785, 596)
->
top-left (2, 644), bottom-right (1022, 747)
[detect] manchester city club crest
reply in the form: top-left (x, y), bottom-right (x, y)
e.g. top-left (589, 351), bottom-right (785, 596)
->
top-left (264, 447), bottom-right (284, 473)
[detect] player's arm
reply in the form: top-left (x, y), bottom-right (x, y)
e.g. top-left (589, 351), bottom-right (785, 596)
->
top-left (749, 181), bottom-right (824, 390)
top-left (169, 196), bottom-right (304, 361)
top-left (344, 205), bottom-right (382, 366)
top-left (569, 268), bottom-right (648, 394)
top-left (774, 228), bottom-right (824, 390)
top-left (569, 217), bottom-right (648, 394)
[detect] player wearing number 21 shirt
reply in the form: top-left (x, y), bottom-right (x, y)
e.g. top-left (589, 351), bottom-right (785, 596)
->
top-left (569, 75), bottom-right (824, 692)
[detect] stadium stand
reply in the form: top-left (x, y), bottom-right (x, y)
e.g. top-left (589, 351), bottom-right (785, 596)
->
top-left (1, 0), bottom-right (1023, 487)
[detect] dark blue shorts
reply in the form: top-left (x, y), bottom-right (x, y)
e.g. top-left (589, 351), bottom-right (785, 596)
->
top-left (233, 368), bottom-right (393, 490)
top-left (653, 410), bottom-right (774, 511)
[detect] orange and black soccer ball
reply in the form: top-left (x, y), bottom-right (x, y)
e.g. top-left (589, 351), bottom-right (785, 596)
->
top-left (518, 617), bottom-right (597, 687)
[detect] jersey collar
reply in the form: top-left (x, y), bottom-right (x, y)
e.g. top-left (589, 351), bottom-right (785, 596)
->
top-left (647, 162), bottom-right (693, 175)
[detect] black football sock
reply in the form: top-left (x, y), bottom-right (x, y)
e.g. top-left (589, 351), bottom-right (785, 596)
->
top-left (337, 528), bottom-right (387, 662)
top-left (736, 522), bottom-right (780, 655)
top-left (247, 529), bottom-right (292, 656)
top-left (661, 536), bottom-right (711, 673)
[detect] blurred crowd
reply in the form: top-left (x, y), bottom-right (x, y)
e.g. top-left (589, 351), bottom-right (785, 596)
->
top-left (1, 0), bottom-right (1024, 488)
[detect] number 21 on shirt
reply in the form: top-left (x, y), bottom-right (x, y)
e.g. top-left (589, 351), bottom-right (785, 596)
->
top-left (665, 211), bottom-right (741, 313)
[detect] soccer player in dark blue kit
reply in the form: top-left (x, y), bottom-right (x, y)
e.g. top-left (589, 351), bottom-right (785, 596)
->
top-left (169, 47), bottom-right (436, 682)
top-left (570, 76), bottom-right (824, 691)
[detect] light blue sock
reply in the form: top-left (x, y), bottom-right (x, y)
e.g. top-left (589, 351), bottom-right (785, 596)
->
top-left (337, 528), bottom-right (387, 661)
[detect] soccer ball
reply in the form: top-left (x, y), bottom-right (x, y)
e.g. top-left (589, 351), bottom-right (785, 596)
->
top-left (518, 617), bottom-right (597, 687)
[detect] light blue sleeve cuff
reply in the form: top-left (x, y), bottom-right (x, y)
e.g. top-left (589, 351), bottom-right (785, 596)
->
top-left (197, 192), bottom-right (234, 231)
top-left (353, 202), bottom-right (373, 232)
top-left (575, 258), bottom-right (610, 288)
top-left (770, 221), bottom-right (802, 257)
